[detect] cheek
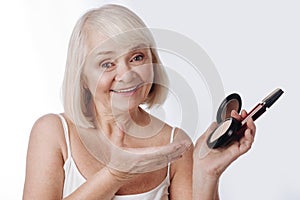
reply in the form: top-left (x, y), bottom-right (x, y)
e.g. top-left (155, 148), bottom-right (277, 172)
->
top-left (86, 70), bottom-right (113, 97)
top-left (135, 63), bottom-right (154, 84)
top-left (95, 74), bottom-right (113, 93)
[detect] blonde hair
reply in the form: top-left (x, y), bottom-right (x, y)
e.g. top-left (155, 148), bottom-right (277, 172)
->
top-left (62, 4), bottom-right (169, 128)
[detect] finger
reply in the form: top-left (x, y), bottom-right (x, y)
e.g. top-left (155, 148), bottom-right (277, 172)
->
top-left (231, 110), bottom-right (242, 120)
top-left (158, 141), bottom-right (191, 158)
top-left (246, 118), bottom-right (256, 137)
top-left (223, 142), bottom-right (240, 163)
top-left (167, 142), bottom-right (192, 161)
top-left (125, 138), bottom-right (190, 156)
top-left (239, 129), bottom-right (254, 154)
top-left (123, 141), bottom-right (190, 173)
top-left (241, 109), bottom-right (248, 118)
top-left (221, 127), bottom-right (254, 163)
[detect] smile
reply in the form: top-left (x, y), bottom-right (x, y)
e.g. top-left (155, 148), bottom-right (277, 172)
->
top-left (110, 83), bottom-right (143, 93)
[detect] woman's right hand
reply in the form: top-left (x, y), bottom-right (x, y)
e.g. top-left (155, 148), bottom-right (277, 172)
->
top-left (81, 127), bottom-right (192, 181)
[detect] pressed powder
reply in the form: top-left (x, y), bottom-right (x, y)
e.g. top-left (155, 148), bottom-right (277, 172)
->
top-left (209, 119), bottom-right (232, 142)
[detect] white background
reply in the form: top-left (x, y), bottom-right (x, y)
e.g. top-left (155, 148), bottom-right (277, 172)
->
top-left (0, 0), bottom-right (299, 199)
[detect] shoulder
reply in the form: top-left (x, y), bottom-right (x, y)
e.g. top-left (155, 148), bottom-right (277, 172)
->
top-left (29, 113), bottom-right (68, 160)
top-left (163, 125), bottom-right (193, 172)
top-left (173, 127), bottom-right (194, 163)
top-left (24, 114), bottom-right (68, 198)
top-left (168, 127), bottom-right (193, 197)
top-left (173, 127), bottom-right (193, 144)
top-left (170, 127), bottom-right (194, 171)
top-left (31, 113), bottom-right (62, 130)
top-left (30, 113), bottom-right (64, 143)
top-left (150, 113), bottom-right (192, 145)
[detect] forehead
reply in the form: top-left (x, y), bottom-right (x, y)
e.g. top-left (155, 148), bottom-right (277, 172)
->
top-left (86, 29), bottom-right (151, 56)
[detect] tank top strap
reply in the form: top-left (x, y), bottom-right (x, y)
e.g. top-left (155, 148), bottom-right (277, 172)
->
top-left (57, 114), bottom-right (72, 158)
top-left (167, 126), bottom-right (176, 176)
top-left (170, 127), bottom-right (176, 143)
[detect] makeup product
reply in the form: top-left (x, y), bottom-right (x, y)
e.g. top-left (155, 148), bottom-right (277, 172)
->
top-left (207, 88), bottom-right (284, 149)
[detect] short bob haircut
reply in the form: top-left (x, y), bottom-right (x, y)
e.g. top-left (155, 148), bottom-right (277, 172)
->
top-left (62, 4), bottom-right (169, 128)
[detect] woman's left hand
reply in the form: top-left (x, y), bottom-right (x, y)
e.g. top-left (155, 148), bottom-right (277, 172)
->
top-left (192, 110), bottom-right (256, 199)
top-left (194, 109), bottom-right (256, 180)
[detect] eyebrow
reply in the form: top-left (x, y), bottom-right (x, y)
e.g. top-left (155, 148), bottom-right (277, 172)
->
top-left (128, 43), bottom-right (149, 51)
top-left (96, 50), bottom-right (114, 55)
top-left (94, 43), bottom-right (150, 58)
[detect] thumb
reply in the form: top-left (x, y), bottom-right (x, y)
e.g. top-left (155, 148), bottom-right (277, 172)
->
top-left (203, 122), bottom-right (218, 139)
top-left (195, 122), bottom-right (218, 147)
top-left (194, 122), bottom-right (218, 157)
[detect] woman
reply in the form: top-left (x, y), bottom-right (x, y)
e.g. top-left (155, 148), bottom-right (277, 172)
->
top-left (23, 4), bottom-right (256, 200)
top-left (23, 4), bottom-right (193, 200)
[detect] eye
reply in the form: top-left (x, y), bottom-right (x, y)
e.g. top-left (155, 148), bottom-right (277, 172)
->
top-left (101, 62), bottom-right (114, 69)
top-left (130, 54), bottom-right (144, 62)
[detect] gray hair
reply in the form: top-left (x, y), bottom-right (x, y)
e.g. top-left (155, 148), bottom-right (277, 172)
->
top-left (62, 4), bottom-right (169, 128)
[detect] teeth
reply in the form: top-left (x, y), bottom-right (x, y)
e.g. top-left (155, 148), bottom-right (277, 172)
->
top-left (112, 84), bottom-right (142, 93)
top-left (114, 87), bottom-right (136, 93)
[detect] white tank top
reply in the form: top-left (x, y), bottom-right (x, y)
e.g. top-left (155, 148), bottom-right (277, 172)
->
top-left (58, 114), bottom-right (175, 200)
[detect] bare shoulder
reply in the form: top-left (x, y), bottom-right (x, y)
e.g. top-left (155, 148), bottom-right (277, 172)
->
top-left (23, 114), bottom-right (67, 199)
top-left (151, 115), bottom-right (193, 146)
top-left (174, 127), bottom-right (194, 160)
top-left (31, 113), bottom-right (62, 132)
top-left (171, 127), bottom-right (194, 172)
top-left (173, 127), bottom-right (193, 144)
top-left (168, 127), bottom-right (194, 199)
top-left (29, 113), bottom-right (67, 159)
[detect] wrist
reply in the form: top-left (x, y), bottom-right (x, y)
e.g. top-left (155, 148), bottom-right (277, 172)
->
top-left (193, 172), bottom-right (220, 200)
top-left (193, 161), bottom-right (222, 181)
top-left (196, 173), bottom-right (219, 186)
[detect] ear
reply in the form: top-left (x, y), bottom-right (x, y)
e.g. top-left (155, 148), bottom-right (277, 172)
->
top-left (81, 73), bottom-right (89, 89)
top-left (83, 82), bottom-right (89, 90)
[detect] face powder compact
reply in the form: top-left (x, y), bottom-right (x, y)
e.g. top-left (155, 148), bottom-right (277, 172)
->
top-left (207, 88), bottom-right (284, 149)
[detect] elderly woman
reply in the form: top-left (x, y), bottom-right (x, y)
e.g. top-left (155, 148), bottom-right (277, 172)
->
top-left (23, 4), bottom-right (256, 200)
top-left (23, 4), bottom-right (193, 200)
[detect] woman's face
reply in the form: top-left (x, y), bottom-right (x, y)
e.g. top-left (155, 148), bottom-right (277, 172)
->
top-left (83, 31), bottom-right (154, 113)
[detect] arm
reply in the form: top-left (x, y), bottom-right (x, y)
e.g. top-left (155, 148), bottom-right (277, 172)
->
top-left (63, 168), bottom-right (125, 200)
top-left (22, 114), bottom-right (125, 200)
top-left (169, 129), bottom-right (193, 200)
top-left (193, 110), bottom-right (256, 200)
top-left (23, 114), bottom-right (191, 199)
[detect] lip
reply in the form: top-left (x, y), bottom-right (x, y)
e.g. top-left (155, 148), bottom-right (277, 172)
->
top-left (110, 83), bottom-right (143, 93)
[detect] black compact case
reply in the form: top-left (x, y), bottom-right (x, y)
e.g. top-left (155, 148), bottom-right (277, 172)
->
top-left (207, 88), bottom-right (284, 149)
top-left (207, 93), bottom-right (243, 148)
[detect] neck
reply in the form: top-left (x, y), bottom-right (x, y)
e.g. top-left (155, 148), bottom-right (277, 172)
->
top-left (94, 105), bottom-right (151, 136)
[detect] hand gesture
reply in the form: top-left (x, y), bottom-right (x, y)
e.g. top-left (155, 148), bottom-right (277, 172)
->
top-left (77, 126), bottom-right (191, 181)
top-left (194, 110), bottom-right (256, 179)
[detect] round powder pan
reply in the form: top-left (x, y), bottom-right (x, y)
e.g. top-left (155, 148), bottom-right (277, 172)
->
top-left (216, 93), bottom-right (242, 123)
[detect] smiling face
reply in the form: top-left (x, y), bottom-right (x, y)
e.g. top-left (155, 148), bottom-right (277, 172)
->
top-left (83, 31), bottom-right (154, 114)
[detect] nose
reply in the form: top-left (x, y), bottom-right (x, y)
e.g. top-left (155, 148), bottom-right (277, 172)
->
top-left (115, 60), bottom-right (136, 83)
